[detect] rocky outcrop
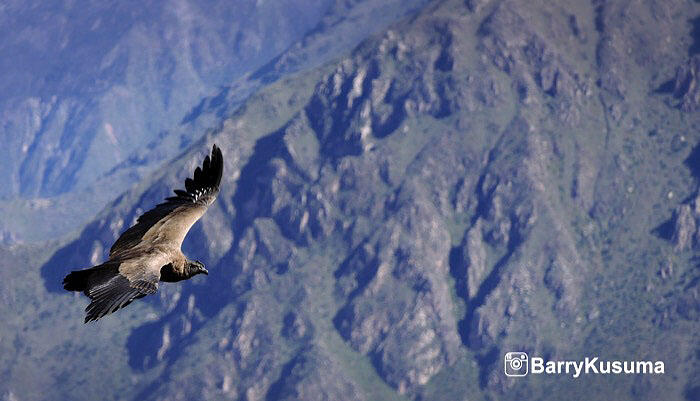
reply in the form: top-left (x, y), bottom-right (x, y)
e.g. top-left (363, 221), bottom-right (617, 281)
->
top-left (334, 186), bottom-right (460, 393)
top-left (673, 197), bottom-right (700, 251)
top-left (672, 56), bottom-right (700, 112)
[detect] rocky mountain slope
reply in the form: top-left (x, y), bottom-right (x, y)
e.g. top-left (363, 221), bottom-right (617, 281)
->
top-left (3, 0), bottom-right (700, 400)
top-left (0, 0), bottom-right (331, 244)
top-left (0, 0), bottom-right (430, 243)
top-left (0, 0), bottom-right (335, 199)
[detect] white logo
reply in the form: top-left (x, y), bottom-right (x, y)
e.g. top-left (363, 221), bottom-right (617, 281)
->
top-left (504, 352), bottom-right (665, 378)
top-left (504, 351), bottom-right (529, 377)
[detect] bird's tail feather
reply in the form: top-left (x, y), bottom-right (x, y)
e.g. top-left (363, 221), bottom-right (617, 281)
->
top-left (63, 263), bottom-right (118, 292)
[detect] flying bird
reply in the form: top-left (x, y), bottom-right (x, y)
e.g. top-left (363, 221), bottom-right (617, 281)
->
top-left (63, 144), bottom-right (224, 323)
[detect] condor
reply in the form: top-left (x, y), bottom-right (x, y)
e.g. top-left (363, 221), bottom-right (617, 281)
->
top-left (64, 144), bottom-right (223, 323)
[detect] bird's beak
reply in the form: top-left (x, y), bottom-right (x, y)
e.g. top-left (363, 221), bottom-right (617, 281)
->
top-left (201, 268), bottom-right (209, 275)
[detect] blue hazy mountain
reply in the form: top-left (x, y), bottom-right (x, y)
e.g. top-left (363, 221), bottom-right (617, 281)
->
top-left (0, 0), bottom-right (430, 243)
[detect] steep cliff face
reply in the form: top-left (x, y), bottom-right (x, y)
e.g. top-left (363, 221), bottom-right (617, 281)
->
top-left (8, 0), bottom-right (700, 400)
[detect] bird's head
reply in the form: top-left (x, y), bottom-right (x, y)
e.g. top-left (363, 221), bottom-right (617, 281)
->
top-left (187, 260), bottom-right (209, 277)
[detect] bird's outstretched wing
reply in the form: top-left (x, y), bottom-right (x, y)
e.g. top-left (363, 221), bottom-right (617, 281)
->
top-left (109, 144), bottom-right (224, 259)
top-left (64, 261), bottom-right (160, 323)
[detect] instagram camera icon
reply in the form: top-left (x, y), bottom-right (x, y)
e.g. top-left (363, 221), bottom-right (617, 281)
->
top-left (504, 352), bottom-right (529, 377)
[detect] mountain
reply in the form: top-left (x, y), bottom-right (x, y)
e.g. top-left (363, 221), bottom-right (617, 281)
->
top-left (0, 0), bottom-right (338, 199)
top-left (0, 0), bottom-right (430, 243)
top-left (0, 0), bottom-right (328, 243)
top-left (4, 0), bottom-right (700, 400)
